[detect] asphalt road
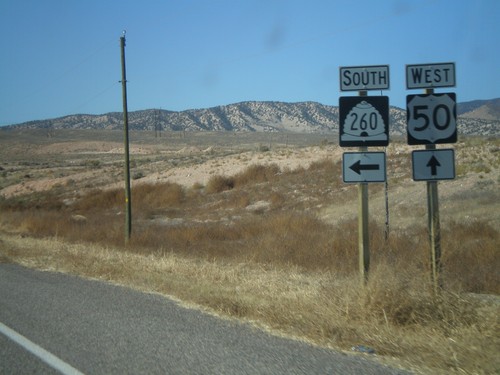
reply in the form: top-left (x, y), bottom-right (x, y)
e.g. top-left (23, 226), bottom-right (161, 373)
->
top-left (0, 264), bottom-right (410, 374)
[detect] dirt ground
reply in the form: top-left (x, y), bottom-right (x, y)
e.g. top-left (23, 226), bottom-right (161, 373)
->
top-left (1, 130), bottom-right (499, 230)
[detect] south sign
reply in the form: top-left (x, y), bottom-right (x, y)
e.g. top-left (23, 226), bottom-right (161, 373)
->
top-left (340, 65), bottom-right (390, 91)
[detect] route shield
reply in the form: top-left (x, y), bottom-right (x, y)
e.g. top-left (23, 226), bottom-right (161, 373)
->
top-left (406, 93), bottom-right (457, 145)
top-left (339, 96), bottom-right (389, 147)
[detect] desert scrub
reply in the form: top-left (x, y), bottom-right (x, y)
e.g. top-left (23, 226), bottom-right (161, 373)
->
top-left (206, 175), bottom-right (235, 194)
top-left (84, 159), bottom-right (102, 169)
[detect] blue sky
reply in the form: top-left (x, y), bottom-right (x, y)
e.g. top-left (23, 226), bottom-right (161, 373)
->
top-left (1, 0), bottom-right (499, 126)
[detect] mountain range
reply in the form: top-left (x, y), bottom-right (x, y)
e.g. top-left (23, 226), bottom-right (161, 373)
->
top-left (2, 98), bottom-right (499, 136)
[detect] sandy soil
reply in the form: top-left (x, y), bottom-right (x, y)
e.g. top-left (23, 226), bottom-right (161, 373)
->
top-left (1, 133), bottom-right (498, 230)
top-left (1, 141), bottom-right (344, 197)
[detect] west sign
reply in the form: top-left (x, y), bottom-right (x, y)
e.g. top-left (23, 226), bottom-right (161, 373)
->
top-left (406, 62), bottom-right (455, 89)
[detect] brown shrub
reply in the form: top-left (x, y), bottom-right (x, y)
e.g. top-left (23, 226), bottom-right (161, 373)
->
top-left (5, 191), bottom-right (499, 297)
top-left (134, 182), bottom-right (185, 208)
top-left (205, 164), bottom-right (281, 194)
top-left (73, 188), bottom-right (123, 212)
top-left (269, 192), bottom-right (286, 208)
top-left (0, 191), bottom-right (65, 211)
top-left (233, 164), bottom-right (280, 187)
top-left (442, 220), bottom-right (499, 294)
top-left (206, 175), bottom-right (234, 194)
top-left (307, 158), bottom-right (337, 171)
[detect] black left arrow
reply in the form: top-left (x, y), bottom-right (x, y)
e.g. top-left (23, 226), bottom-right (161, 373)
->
top-left (427, 155), bottom-right (441, 176)
top-left (349, 160), bottom-right (380, 175)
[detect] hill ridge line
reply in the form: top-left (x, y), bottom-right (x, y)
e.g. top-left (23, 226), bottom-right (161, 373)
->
top-left (2, 99), bottom-right (499, 136)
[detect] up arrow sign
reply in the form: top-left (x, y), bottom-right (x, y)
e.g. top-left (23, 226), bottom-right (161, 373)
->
top-left (412, 149), bottom-right (455, 181)
top-left (426, 155), bottom-right (441, 176)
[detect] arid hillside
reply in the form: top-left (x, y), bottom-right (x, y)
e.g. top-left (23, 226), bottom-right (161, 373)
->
top-left (3, 99), bottom-right (500, 136)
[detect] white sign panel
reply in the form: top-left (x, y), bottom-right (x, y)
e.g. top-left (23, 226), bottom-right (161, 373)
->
top-left (340, 65), bottom-right (390, 91)
top-left (406, 93), bottom-right (457, 145)
top-left (412, 149), bottom-right (455, 181)
top-left (343, 152), bottom-right (386, 183)
top-left (406, 62), bottom-right (455, 89)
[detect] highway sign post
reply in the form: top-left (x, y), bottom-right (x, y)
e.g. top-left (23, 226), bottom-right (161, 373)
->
top-left (406, 61), bottom-right (456, 294)
top-left (339, 64), bottom-right (390, 285)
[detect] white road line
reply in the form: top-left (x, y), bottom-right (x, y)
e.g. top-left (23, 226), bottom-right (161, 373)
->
top-left (0, 322), bottom-right (84, 375)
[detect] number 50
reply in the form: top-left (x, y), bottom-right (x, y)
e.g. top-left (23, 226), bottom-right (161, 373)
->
top-left (412, 104), bottom-right (451, 131)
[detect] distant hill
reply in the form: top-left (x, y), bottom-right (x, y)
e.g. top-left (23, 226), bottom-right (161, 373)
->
top-left (458, 98), bottom-right (500, 121)
top-left (2, 99), bottom-right (499, 136)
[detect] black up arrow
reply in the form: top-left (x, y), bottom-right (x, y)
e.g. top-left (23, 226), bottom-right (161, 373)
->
top-left (349, 160), bottom-right (380, 175)
top-left (427, 155), bottom-right (441, 176)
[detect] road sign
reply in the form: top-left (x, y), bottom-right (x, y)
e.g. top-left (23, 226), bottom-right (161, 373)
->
top-left (340, 65), bottom-right (390, 91)
top-left (406, 62), bottom-right (455, 89)
top-left (406, 93), bottom-right (457, 145)
top-left (339, 96), bottom-right (389, 147)
top-left (343, 152), bottom-right (386, 183)
top-left (412, 149), bottom-right (455, 181)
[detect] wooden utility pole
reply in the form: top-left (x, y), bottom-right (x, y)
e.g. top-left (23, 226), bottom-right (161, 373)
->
top-left (120, 31), bottom-right (132, 243)
top-left (384, 170), bottom-right (390, 241)
top-left (425, 88), bottom-right (442, 294)
top-left (358, 90), bottom-right (370, 284)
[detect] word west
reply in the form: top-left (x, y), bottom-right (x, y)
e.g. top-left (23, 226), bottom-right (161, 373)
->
top-left (406, 63), bottom-right (455, 89)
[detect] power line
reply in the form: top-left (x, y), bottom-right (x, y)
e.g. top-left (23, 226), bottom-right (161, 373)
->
top-left (69, 81), bottom-right (119, 115)
top-left (20, 37), bottom-right (116, 104)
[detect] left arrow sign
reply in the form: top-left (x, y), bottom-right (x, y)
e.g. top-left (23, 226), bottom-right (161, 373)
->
top-left (349, 160), bottom-right (380, 175)
top-left (343, 152), bottom-right (386, 183)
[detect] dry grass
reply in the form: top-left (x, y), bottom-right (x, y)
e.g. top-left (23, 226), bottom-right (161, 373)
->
top-left (1, 233), bottom-right (498, 374)
top-left (3, 182), bottom-right (497, 294)
top-left (443, 220), bottom-right (499, 293)
top-left (0, 133), bottom-right (499, 374)
top-left (206, 163), bottom-right (281, 193)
